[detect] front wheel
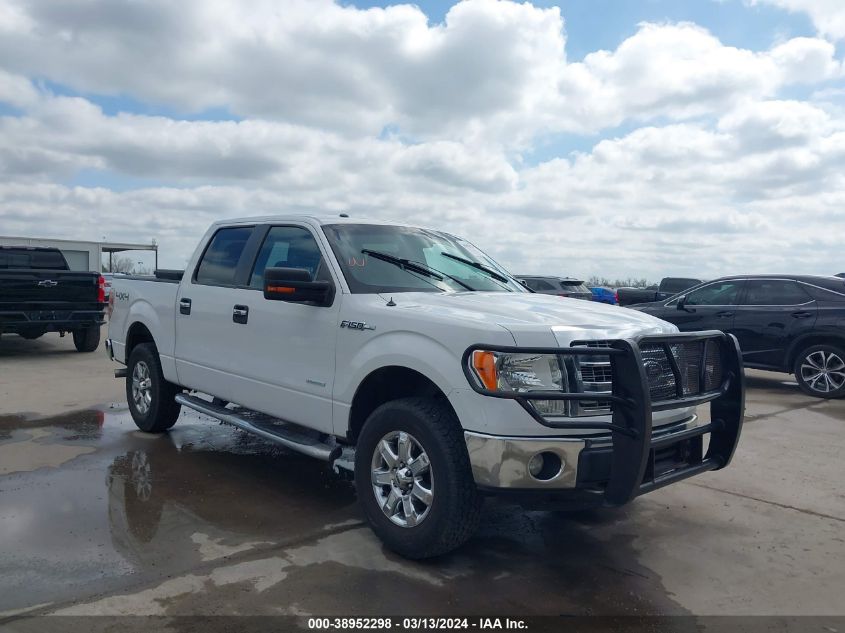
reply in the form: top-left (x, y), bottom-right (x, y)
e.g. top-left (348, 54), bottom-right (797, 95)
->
top-left (354, 397), bottom-right (481, 559)
top-left (793, 344), bottom-right (845, 399)
top-left (73, 324), bottom-right (101, 352)
top-left (126, 343), bottom-right (182, 432)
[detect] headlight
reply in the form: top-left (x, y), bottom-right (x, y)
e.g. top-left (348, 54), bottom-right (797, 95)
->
top-left (469, 350), bottom-right (568, 416)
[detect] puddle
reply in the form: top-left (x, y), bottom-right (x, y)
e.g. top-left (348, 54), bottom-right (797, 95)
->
top-left (1, 407), bottom-right (685, 617)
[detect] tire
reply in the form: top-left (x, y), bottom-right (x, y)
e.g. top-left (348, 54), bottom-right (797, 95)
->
top-left (73, 324), bottom-right (101, 352)
top-left (354, 397), bottom-right (481, 559)
top-left (793, 343), bottom-right (845, 399)
top-left (126, 342), bottom-right (182, 432)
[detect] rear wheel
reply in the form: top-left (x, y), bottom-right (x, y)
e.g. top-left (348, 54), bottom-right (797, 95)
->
top-left (126, 343), bottom-right (182, 432)
top-left (794, 344), bottom-right (845, 399)
top-left (354, 397), bottom-right (481, 559)
top-left (73, 324), bottom-right (101, 352)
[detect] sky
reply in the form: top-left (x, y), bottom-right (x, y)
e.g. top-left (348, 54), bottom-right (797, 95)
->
top-left (1, 0), bottom-right (844, 281)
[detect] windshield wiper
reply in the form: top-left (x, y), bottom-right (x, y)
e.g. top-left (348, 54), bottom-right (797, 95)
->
top-left (361, 249), bottom-right (476, 291)
top-left (439, 252), bottom-right (510, 283)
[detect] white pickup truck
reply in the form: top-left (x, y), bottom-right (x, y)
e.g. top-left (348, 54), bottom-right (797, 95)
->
top-left (107, 215), bottom-right (744, 558)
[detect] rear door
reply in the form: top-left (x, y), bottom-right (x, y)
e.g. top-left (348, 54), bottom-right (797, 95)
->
top-left (732, 279), bottom-right (817, 370)
top-left (173, 225), bottom-right (259, 394)
top-left (668, 279), bottom-right (745, 332)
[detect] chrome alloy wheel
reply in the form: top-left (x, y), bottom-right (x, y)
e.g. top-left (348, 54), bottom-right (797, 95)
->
top-left (131, 360), bottom-right (153, 414)
top-left (800, 350), bottom-right (845, 394)
top-left (371, 431), bottom-right (433, 528)
top-left (131, 451), bottom-right (153, 501)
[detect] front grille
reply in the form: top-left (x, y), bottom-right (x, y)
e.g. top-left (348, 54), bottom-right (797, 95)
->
top-left (570, 338), bottom-right (724, 416)
top-left (570, 341), bottom-right (613, 416)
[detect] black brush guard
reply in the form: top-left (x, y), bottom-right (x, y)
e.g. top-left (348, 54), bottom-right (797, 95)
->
top-left (462, 331), bottom-right (745, 506)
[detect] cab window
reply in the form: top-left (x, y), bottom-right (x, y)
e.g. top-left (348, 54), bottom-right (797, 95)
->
top-left (249, 226), bottom-right (327, 289)
top-left (195, 227), bottom-right (253, 286)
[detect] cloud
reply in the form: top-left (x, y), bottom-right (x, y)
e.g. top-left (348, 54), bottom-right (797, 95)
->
top-left (749, 0), bottom-right (845, 41)
top-left (1, 0), bottom-right (845, 281)
top-left (0, 1), bottom-right (840, 144)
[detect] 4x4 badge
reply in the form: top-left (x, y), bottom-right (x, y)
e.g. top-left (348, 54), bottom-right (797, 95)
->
top-left (340, 320), bottom-right (375, 331)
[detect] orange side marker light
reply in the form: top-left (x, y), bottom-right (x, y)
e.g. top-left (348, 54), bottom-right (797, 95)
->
top-left (472, 350), bottom-right (498, 391)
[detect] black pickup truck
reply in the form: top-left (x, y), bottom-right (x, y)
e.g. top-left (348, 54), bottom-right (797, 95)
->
top-left (0, 246), bottom-right (107, 352)
top-left (616, 277), bottom-right (702, 307)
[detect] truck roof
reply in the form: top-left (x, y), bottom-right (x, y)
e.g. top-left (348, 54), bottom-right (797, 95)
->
top-left (210, 214), bottom-right (419, 229)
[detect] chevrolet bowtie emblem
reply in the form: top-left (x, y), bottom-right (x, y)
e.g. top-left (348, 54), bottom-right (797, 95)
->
top-left (37, 280), bottom-right (58, 287)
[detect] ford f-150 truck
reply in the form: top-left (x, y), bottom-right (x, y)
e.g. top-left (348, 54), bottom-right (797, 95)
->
top-left (0, 246), bottom-right (106, 351)
top-left (107, 216), bottom-right (744, 558)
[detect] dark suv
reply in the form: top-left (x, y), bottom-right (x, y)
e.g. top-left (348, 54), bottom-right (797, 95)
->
top-left (631, 275), bottom-right (845, 399)
top-left (517, 276), bottom-right (593, 300)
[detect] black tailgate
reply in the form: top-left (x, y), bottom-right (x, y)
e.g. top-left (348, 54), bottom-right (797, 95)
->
top-left (0, 270), bottom-right (100, 309)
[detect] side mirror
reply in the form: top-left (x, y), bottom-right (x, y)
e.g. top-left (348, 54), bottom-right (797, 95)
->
top-left (677, 294), bottom-right (688, 311)
top-left (263, 267), bottom-right (333, 306)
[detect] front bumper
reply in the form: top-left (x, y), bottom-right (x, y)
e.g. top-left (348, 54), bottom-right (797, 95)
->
top-left (462, 331), bottom-right (745, 506)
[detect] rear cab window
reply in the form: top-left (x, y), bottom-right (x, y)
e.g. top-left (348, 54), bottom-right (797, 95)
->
top-left (661, 278), bottom-right (700, 294)
top-left (194, 227), bottom-right (253, 286)
top-left (0, 248), bottom-right (69, 270)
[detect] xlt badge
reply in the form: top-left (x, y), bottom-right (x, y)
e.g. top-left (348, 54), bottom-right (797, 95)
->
top-left (340, 320), bottom-right (375, 331)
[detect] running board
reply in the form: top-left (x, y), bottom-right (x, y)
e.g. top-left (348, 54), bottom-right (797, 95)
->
top-left (174, 394), bottom-right (341, 462)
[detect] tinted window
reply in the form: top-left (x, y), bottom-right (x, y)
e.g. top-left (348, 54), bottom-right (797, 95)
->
top-left (195, 227), bottom-right (252, 286)
top-left (249, 226), bottom-right (325, 289)
top-left (685, 281), bottom-right (742, 306)
top-left (804, 283), bottom-right (845, 302)
top-left (559, 280), bottom-right (589, 293)
top-left (0, 248), bottom-right (68, 269)
top-left (661, 278), bottom-right (700, 293)
top-left (743, 280), bottom-right (810, 306)
top-left (526, 279), bottom-right (555, 291)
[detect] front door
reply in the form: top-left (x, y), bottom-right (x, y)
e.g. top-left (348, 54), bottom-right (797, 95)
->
top-left (669, 279), bottom-right (745, 333)
top-left (225, 224), bottom-right (340, 433)
top-left (732, 279), bottom-right (817, 370)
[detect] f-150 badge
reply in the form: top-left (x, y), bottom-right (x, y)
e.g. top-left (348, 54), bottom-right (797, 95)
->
top-left (340, 320), bottom-right (375, 331)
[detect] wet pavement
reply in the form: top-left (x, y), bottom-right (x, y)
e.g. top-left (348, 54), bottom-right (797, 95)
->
top-left (1, 370), bottom-right (844, 618)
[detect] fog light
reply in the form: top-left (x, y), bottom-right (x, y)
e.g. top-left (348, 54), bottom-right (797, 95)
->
top-left (527, 452), bottom-right (563, 481)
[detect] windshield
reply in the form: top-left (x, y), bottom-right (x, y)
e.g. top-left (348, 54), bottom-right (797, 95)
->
top-left (322, 224), bottom-right (526, 294)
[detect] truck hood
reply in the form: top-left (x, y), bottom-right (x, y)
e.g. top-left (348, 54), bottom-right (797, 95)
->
top-left (379, 291), bottom-right (677, 344)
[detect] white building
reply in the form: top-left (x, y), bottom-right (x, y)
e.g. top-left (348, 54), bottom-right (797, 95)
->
top-left (0, 235), bottom-right (158, 272)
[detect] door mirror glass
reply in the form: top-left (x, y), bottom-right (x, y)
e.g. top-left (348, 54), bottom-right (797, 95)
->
top-left (263, 267), bottom-right (333, 306)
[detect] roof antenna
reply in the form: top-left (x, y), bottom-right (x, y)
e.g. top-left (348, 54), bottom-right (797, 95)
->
top-left (339, 212), bottom-right (349, 218)
top-left (386, 296), bottom-right (396, 306)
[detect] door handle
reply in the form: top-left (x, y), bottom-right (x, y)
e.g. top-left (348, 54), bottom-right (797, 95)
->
top-left (716, 311), bottom-right (734, 318)
top-left (179, 298), bottom-right (192, 315)
top-left (791, 311), bottom-right (813, 319)
top-left (233, 304), bottom-right (249, 324)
